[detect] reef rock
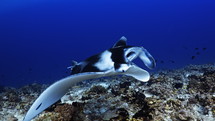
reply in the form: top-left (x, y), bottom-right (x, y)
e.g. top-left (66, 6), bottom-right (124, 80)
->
top-left (0, 64), bottom-right (215, 121)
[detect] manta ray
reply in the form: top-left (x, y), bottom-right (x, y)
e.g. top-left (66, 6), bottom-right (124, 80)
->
top-left (23, 36), bottom-right (156, 121)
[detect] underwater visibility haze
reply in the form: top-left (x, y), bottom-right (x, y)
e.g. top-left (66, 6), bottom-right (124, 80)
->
top-left (0, 0), bottom-right (215, 121)
top-left (0, 0), bottom-right (215, 87)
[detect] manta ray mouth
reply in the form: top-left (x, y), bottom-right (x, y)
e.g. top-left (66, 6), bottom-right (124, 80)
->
top-left (126, 52), bottom-right (136, 58)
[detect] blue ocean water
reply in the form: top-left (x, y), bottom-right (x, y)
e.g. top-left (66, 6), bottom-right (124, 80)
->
top-left (0, 0), bottom-right (214, 87)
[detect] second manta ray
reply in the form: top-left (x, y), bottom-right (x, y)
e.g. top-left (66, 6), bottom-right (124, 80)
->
top-left (23, 36), bottom-right (156, 121)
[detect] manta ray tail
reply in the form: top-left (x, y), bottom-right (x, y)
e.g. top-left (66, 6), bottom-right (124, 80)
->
top-left (67, 60), bottom-right (78, 69)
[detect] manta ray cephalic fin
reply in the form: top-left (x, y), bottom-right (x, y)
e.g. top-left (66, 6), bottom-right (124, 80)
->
top-left (124, 65), bottom-right (150, 82)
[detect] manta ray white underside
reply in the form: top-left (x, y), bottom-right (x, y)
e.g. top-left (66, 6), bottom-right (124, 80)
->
top-left (23, 65), bottom-right (149, 121)
top-left (23, 36), bottom-right (155, 121)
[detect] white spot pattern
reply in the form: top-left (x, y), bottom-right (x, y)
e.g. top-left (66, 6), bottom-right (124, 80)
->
top-left (94, 50), bottom-right (114, 71)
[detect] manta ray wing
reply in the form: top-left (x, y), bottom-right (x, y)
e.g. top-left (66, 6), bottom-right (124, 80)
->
top-left (23, 72), bottom-right (105, 121)
top-left (23, 64), bottom-right (150, 121)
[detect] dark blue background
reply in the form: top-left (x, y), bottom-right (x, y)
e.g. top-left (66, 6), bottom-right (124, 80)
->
top-left (0, 0), bottom-right (215, 87)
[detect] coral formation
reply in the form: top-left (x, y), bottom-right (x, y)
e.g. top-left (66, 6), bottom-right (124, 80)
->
top-left (0, 64), bottom-right (214, 121)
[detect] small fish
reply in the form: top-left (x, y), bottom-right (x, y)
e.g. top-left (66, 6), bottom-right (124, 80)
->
top-left (191, 56), bottom-right (196, 60)
top-left (195, 48), bottom-right (199, 50)
top-left (202, 47), bottom-right (207, 51)
top-left (170, 60), bottom-right (175, 63)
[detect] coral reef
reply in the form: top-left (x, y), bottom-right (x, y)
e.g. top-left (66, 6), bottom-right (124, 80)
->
top-left (0, 64), bottom-right (214, 121)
